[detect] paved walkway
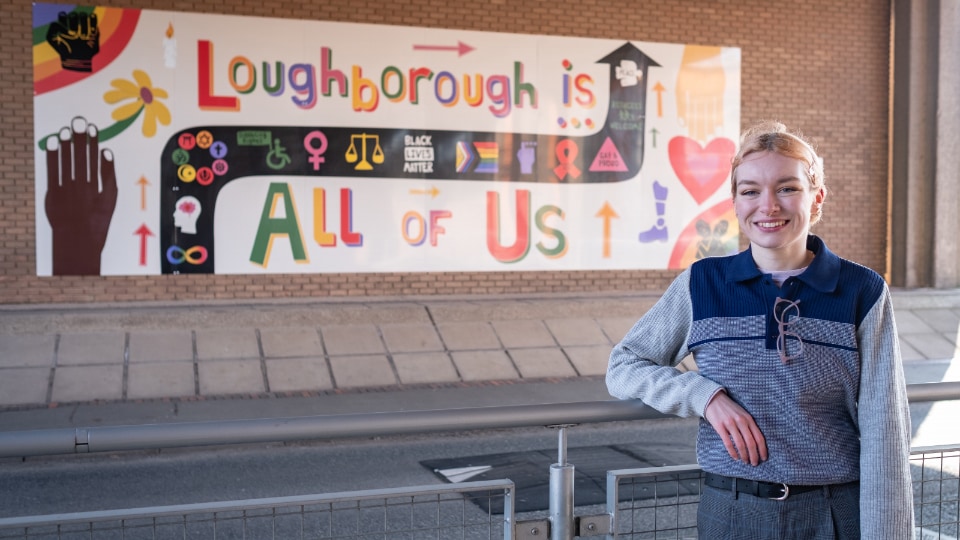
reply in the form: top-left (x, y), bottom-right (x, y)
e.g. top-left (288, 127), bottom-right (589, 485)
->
top-left (1, 288), bottom-right (959, 413)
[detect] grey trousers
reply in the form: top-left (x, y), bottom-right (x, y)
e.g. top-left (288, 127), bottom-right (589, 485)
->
top-left (697, 481), bottom-right (860, 539)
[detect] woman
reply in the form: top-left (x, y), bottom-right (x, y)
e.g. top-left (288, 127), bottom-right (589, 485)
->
top-left (607, 122), bottom-right (913, 539)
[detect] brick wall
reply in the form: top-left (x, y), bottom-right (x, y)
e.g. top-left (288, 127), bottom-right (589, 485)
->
top-left (0, 0), bottom-right (890, 304)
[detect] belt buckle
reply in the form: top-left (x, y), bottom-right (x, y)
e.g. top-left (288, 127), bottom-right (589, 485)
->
top-left (770, 483), bottom-right (790, 501)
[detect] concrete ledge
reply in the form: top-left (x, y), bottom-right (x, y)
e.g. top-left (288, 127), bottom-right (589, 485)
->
top-left (893, 288), bottom-right (960, 309)
top-left (0, 291), bottom-right (663, 334)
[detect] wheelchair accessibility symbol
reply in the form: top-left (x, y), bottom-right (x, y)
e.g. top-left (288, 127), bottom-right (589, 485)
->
top-left (267, 138), bottom-right (291, 170)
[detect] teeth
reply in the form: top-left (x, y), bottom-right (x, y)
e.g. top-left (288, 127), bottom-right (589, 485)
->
top-left (757, 221), bottom-right (785, 228)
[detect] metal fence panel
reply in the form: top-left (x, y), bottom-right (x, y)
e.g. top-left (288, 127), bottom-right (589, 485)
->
top-left (913, 445), bottom-right (960, 540)
top-left (0, 437), bottom-right (957, 539)
top-left (606, 465), bottom-right (702, 540)
top-left (0, 480), bottom-right (515, 540)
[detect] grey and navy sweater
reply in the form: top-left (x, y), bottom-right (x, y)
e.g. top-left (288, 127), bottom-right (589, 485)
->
top-left (607, 235), bottom-right (913, 539)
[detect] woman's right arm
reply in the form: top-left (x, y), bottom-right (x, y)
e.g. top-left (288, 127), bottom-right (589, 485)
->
top-left (606, 269), bottom-right (724, 418)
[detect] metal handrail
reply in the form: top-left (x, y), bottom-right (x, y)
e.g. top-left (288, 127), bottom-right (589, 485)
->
top-left (0, 380), bottom-right (957, 458)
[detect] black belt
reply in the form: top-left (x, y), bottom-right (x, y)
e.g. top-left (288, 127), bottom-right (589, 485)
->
top-left (703, 472), bottom-right (832, 501)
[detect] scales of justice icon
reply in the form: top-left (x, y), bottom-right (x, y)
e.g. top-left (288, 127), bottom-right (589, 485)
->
top-left (345, 133), bottom-right (385, 170)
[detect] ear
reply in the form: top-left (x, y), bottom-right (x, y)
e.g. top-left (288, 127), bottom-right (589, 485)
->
top-left (814, 186), bottom-right (826, 205)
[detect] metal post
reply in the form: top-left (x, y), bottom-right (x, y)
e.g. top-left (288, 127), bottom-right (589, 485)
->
top-left (557, 425), bottom-right (567, 465)
top-left (549, 425), bottom-right (575, 540)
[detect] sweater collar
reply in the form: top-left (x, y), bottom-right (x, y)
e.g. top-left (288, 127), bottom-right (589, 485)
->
top-left (727, 235), bottom-right (840, 293)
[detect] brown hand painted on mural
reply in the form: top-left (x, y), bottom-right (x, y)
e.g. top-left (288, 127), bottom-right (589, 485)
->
top-left (45, 10), bottom-right (101, 72)
top-left (45, 118), bottom-right (118, 275)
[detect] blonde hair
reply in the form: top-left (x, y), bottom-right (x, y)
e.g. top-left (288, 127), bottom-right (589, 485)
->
top-left (731, 122), bottom-right (826, 224)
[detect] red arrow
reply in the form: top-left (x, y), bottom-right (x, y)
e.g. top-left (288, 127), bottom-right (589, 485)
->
top-left (137, 176), bottom-right (151, 210)
top-left (134, 224), bottom-right (154, 266)
top-left (413, 41), bottom-right (474, 57)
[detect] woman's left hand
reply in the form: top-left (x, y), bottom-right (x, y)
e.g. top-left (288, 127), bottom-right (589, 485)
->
top-left (704, 391), bottom-right (768, 466)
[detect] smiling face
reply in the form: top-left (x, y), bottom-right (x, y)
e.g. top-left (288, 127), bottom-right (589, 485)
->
top-left (733, 150), bottom-right (825, 269)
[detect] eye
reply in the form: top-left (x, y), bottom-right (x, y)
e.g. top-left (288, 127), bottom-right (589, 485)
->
top-left (739, 189), bottom-right (759, 197)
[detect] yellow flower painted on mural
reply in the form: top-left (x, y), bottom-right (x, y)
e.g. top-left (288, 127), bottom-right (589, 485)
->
top-left (37, 70), bottom-right (174, 151)
top-left (103, 70), bottom-right (171, 137)
top-left (37, 69), bottom-right (170, 150)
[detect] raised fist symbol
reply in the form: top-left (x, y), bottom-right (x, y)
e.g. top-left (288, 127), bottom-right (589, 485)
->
top-left (45, 11), bottom-right (100, 72)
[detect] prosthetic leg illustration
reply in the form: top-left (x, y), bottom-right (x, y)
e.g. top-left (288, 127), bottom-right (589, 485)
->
top-left (638, 180), bottom-right (668, 243)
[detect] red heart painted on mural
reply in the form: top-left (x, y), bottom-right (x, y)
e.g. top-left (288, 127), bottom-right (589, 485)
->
top-left (668, 136), bottom-right (736, 205)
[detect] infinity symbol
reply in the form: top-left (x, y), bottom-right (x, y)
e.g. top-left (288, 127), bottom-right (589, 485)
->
top-left (166, 245), bottom-right (208, 265)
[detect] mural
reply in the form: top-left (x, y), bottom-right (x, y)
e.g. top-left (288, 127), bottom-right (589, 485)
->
top-left (32, 4), bottom-right (741, 276)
